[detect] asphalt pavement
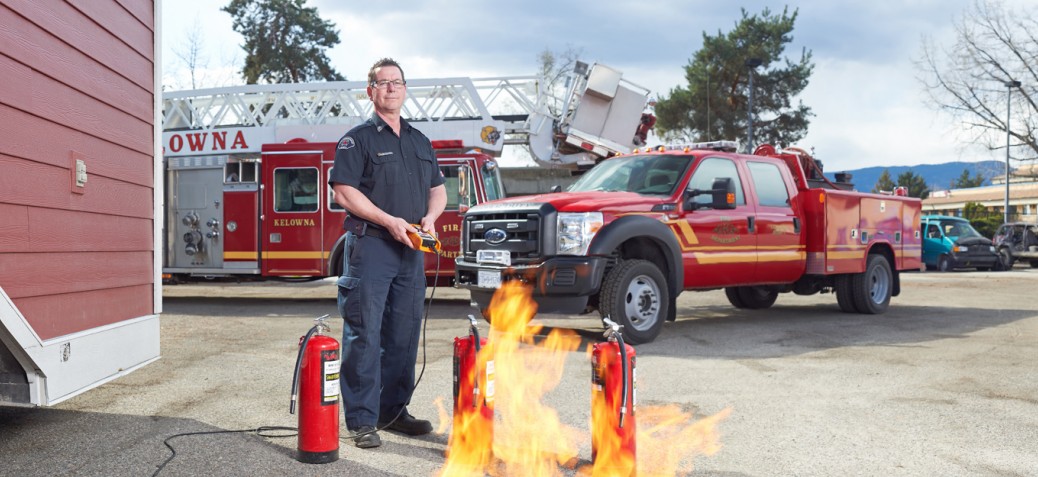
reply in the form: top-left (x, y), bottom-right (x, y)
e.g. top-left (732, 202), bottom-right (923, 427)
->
top-left (2, 270), bottom-right (1037, 476)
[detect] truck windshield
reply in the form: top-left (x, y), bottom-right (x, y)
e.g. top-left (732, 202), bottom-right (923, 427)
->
top-left (483, 163), bottom-right (504, 201)
top-left (940, 220), bottom-right (982, 239)
top-left (568, 154), bottom-right (691, 195)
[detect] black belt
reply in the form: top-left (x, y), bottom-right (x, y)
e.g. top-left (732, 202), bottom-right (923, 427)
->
top-left (343, 216), bottom-right (391, 241)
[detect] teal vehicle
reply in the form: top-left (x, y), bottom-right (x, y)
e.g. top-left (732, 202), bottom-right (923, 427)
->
top-left (920, 215), bottom-right (998, 271)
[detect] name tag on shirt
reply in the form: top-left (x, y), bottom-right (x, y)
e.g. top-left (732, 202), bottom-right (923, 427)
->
top-left (376, 151), bottom-right (394, 157)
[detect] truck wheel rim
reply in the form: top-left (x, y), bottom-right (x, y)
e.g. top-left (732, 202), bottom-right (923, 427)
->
top-left (868, 266), bottom-right (890, 304)
top-left (624, 274), bottom-right (660, 331)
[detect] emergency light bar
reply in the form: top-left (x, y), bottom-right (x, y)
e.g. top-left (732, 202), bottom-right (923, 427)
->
top-left (431, 139), bottom-right (465, 150)
top-left (662, 140), bottom-right (739, 152)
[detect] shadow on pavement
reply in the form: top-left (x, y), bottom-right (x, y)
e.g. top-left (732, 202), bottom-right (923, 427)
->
top-left (0, 406), bottom-right (444, 476)
top-left (639, 303), bottom-right (1036, 360)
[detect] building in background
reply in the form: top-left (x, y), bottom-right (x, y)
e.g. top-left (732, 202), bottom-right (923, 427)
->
top-left (923, 164), bottom-right (1038, 224)
top-left (0, 1), bottom-right (161, 406)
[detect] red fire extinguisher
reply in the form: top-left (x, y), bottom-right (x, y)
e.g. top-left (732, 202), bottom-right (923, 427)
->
top-left (450, 315), bottom-right (494, 458)
top-left (591, 317), bottom-right (636, 476)
top-left (290, 315), bottom-right (340, 464)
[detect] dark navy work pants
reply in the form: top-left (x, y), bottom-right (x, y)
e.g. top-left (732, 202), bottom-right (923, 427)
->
top-left (336, 231), bottom-right (425, 429)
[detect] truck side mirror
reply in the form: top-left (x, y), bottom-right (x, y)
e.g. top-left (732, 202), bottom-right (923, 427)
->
top-left (550, 185), bottom-right (562, 193)
top-left (709, 178), bottom-right (736, 209)
top-left (685, 177), bottom-right (736, 210)
top-left (458, 166), bottom-right (471, 213)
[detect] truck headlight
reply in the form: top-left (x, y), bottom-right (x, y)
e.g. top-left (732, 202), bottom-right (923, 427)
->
top-left (953, 245), bottom-right (968, 253)
top-left (989, 246), bottom-right (996, 253)
top-left (557, 212), bottom-right (603, 255)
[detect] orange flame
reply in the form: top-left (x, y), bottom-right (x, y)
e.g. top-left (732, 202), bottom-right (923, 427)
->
top-left (439, 281), bottom-right (730, 476)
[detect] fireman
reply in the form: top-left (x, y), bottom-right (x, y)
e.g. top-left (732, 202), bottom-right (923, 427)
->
top-left (328, 58), bottom-right (446, 449)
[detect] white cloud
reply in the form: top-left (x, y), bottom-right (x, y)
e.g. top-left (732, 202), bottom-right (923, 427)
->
top-left (161, 0), bottom-right (1028, 169)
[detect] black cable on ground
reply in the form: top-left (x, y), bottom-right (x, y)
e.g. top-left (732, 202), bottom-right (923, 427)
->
top-left (152, 426), bottom-right (297, 477)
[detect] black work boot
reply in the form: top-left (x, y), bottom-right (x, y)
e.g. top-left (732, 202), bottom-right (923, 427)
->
top-left (378, 409), bottom-right (433, 436)
top-left (350, 426), bottom-right (381, 448)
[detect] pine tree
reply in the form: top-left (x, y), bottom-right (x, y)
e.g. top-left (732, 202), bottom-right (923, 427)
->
top-left (223, 0), bottom-right (344, 84)
top-left (896, 171), bottom-right (930, 199)
top-left (872, 169), bottom-right (896, 193)
top-left (952, 168), bottom-right (985, 189)
top-left (654, 7), bottom-right (814, 148)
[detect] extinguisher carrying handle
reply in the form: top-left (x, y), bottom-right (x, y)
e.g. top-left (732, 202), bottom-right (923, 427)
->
top-left (602, 316), bottom-right (623, 339)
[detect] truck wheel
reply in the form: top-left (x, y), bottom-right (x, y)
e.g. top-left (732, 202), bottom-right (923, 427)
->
top-left (726, 286), bottom-right (777, 309)
top-left (600, 259), bottom-right (668, 345)
top-left (850, 254), bottom-right (892, 314)
top-left (998, 248), bottom-right (1014, 270)
top-left (937, 255), bottom-right (951, 272)
top-left (724, 287), bottom-right (746, 308)
top-left (1030, 260), bottom-right (1038, 269)
top-left (835, 275), bottom-right (858, 313)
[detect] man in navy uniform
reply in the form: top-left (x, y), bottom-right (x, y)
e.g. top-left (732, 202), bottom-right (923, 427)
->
top-left (329, 58), bottom-right (446, 449)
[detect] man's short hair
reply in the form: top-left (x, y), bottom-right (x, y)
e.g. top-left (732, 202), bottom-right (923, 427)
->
top-left (368, 58), bottom-right (405, 85)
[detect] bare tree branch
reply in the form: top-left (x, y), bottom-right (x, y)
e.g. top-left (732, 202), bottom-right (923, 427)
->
top-left (918, 0), bottom-right (1038, 163)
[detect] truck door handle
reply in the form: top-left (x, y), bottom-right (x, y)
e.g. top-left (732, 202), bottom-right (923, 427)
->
top-left (793, 217), bottom-right (801, 234)
top-left (747, 216), bottom-right (755, 233)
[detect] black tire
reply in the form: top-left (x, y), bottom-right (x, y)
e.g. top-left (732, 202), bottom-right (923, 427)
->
top-left (998, 248), bottom-right (1015, 270)
top-left (727, 286), bottom-right (778, 309)
top-left (977, 266), bottom-right (991, 272)
top-left (835, 275), bottom-right (858, 313)
top-left (1030, 261), bottom-right (1038, 269)
top-left (937, 255), bottom-right (952, 272)
top-left (724, 287), bottom-right (746, 308)
top-left (850, 254), bottom-right (893, 314)
top-left (600, 259), bottom-right (668, 345)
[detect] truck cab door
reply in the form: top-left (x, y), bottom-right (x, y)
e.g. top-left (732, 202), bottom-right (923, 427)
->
top-left (921, 220), bottom-right (945, 266)
top-left (679, 156), bottom-right (757, 288)
top-left (744, 160), bottom-right (805, 283)
top-left (260, 151), bottom-right (325, 276)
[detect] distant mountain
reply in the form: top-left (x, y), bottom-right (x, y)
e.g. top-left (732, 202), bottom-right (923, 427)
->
top-left (823, 161), bottom-right (1005, 192)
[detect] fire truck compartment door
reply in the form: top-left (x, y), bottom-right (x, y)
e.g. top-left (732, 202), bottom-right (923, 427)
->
top-left (261, 151), bottom-right (325, 276)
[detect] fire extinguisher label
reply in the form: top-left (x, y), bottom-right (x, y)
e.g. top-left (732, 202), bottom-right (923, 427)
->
top-left (322, 349), bottom-right (340, 406)
top-left (591, 355), bottom-right (604, 391)
top-left (484, 360), bottom-right (495, 403)
top-left (630, 356), bottom-right (637, 411)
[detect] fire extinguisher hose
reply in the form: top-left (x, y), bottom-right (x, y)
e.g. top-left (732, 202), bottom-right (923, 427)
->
top-left (616, 333), bottom-right (629, 429)
top-left (289, 322), bottom-right (324, 415)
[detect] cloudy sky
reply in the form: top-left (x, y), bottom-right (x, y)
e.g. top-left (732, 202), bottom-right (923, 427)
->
top-left (161, 0), bottom-right (1026, 171)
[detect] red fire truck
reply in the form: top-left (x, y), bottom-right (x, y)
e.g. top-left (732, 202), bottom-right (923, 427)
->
top-left (162, 63), bottom-right (652, 284)
top-left (455, 142), bottom-right (923, 344)
top-left (164, 140), bottom-right (503, 285)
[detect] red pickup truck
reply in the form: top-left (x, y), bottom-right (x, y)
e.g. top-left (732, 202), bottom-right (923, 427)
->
top-left (454, 142), bottom-right (922, 344)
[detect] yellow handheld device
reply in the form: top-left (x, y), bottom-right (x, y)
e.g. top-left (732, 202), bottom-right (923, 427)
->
top-left (407, 225), bottom-right (441, 253)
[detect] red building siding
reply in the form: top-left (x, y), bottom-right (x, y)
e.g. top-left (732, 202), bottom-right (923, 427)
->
top-left (0, 0), bottom-right (155, 341)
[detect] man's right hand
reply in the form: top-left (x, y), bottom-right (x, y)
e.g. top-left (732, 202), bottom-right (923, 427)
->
top-left (384, 217), bottom-right (417, 249)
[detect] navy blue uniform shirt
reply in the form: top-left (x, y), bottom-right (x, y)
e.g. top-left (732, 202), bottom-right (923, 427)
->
top-left (328, 114), bottom-right (444, 225)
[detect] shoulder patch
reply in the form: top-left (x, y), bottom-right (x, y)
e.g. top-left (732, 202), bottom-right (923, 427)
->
top-left (337, 136), bottom-right (356, 150)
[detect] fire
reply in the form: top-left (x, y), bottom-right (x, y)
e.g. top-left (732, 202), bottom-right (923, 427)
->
top-left (439, 281), bottom-right (730, 476)
top-left (632, 405), bottom-right (731, 476)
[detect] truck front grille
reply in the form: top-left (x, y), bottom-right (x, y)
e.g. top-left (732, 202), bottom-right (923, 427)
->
top-left (463, 210), bottom-right (545, 264)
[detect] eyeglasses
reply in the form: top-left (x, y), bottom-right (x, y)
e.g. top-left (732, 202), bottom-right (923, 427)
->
top-left (371, 79), bottom-right (406, 89)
